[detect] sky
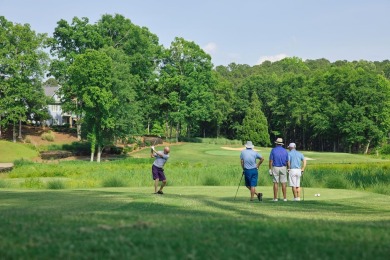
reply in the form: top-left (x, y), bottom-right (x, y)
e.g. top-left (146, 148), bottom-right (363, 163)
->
top-left (1, 0), bottom-right (390, 67)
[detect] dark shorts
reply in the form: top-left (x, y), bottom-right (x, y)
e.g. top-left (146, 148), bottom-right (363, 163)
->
top-left (152, 165), bottom-right (166, 181)
top-left (244, 168), bottom-right (258, 187)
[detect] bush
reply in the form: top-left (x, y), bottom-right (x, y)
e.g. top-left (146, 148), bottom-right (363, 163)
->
top-left (202, 176), bottom-right (220, 186)
top-left (41, 131), bottom-right (55, 142)
top-left (62, 142), bottom-right (91, 155)
top-left (13, 159), bottom-right (34, 167)
top-left (380, 144), bottom-right (390, 155)
top-left (20, 178), bottom-right (44, 189)
top-left (324, 174), bottom-right (349, 189)
top-left (102, 176), bottom-right (127, 187)
top-left (47, 180), bottom-right (66, 189)
top-left (0, 179), bottom-right (9, 188)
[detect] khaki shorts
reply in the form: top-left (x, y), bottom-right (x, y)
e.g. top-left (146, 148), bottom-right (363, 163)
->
top-left (272, 166), bottom-right (287, 183)
top-left (288, 169), bottom-right (302, 187)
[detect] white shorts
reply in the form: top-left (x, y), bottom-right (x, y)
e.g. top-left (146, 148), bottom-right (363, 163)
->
top-left (289, 169), bottom-right (302, 187)
top-left (272, 166), bottom-right (287, 183)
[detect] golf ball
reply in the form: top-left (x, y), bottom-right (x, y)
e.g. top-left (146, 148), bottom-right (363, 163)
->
top-left (318, 194), bottom-right (320, 196)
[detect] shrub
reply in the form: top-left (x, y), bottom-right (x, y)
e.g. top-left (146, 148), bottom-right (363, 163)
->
top-left (47, 180), bottom-right (66, 189)
top-left (324, 174), bottom-right (349, 189)
top-left (41, 131), bottom-right (55, 142)
top-left (0, 179), bottom-right (9, 188)
top-left (202, 176), bottom-right (220, 186)
top-left (123, 146), bottom-right (133, 153)
top-left (13, 159), bottom-right (34, 167)
top-left (102, 176), bottom-right (127, 187)
top-left (20, 178), bottom-right (44, 189)
top-left (379, 144), bottom-right (390, 155)
top-left (24, 136), bottom-right (32, 143)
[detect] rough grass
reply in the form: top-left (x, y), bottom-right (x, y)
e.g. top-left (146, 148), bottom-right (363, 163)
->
top-left (1, 143), bottom-right (389, 194)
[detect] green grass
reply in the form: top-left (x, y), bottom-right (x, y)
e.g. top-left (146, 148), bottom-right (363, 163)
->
top-left (0, 140), bottom-right (39, 162)
top-left (1, 143), bottom-right (389, 194)
top-left (0, 187), bottom-right (389, 259)
top-left (1, 141), bottom-right (390, 258)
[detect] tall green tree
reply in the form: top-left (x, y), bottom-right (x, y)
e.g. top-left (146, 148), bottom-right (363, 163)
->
top-left (239, 93), bottom-right (270, 146)
top-left (159, 37), bottom-right (215, 140)
top-left (0, 16), bottom-right (49, 141)
top-left (67, 50), bottom-right (116, 162)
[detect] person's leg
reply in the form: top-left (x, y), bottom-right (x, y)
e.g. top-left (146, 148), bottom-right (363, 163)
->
top-left (296, 187), bottom-right (300, 199)
top-left (292, 187), bottom-right (296, 199)
top-left (282, 182), bottom-right (287, 199)
top-left (154, 178), bottom-right (159, 193)
top-left (157, 168), bottom-right (167, 193)
top-left (152, 165), bottom-right (160, 193)
top-left (273, 182), bottom-right (278, 200)
top-left (250, 186), bottom-right (256, 200)
top-left (159, 179), bottom-right (167, 192)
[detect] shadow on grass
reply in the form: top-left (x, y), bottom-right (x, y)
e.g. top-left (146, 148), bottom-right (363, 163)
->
top-left (0, 189), bottom-right (389, 259)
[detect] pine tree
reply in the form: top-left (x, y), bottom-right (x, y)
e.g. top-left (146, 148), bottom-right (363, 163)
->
top-left (239, 93), bottom-right (271, 146)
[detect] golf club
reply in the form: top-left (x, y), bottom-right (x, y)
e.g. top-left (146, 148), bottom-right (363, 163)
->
top-left (234, 173), bottom-right (244, 201)
top-left (151, 135), bottom-right (161, 152)
top-left (278, 170), bottom-right (281, 200)
top-left (302, 171), bottom-right (304, 201)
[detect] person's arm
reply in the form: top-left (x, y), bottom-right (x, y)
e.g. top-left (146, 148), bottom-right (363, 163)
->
top-left (268, 159), bottom-right (273, 175)
top-left (151, 147), bottom-right (165, 158)
top-left (257, 157), bottom-right (264, 169)
top-left (301, 158), bottom-right (307, 172)
top-left (241, 159), bottom-right (244, 170)
top-left (150, 146), bottom-right (155, 158)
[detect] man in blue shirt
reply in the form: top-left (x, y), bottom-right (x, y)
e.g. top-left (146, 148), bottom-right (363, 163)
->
top-left (269, 138), bottom-right (288, 201)
top-left (287, 143), bottom-right (306, 201)
top-left (151, 146), bottom-right (170, 194)
top-left (240, 141), bottom-right (265, 201)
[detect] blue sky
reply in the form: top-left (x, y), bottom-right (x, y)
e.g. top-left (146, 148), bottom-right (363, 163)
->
top-left (1, 0), bottom-right (390, 66)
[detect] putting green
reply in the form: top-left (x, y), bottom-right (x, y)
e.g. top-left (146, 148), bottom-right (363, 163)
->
top-left (204, 150), bottom-right (241, 156)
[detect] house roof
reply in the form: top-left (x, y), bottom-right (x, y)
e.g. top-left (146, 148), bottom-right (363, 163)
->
top-left (44, 86), bottom-right (60, 97)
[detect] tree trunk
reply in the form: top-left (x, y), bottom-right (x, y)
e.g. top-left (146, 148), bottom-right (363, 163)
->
top-left (0, 115), bottom-right (2, 138)
top-left (175, 122), bottom-right (179, 143)
top-left (97, 144), bottom-right (102, 163)
top-left (90, 152), bottom-right (94, 162)
top-left (364, 139), bottom-right (371, 154)
top-left (12, 122), bottom-right (16, 143)
top-left (77, 120), bottom-right (82, 141)
top-left (18, 119), bottom-right (22, 139)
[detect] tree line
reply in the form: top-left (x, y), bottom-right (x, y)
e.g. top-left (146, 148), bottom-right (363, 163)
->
top-left (1, 14), bottom-right (390, 160)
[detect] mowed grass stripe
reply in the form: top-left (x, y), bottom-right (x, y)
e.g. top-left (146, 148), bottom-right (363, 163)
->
top-left (0, 187), bottom-right (389, 259)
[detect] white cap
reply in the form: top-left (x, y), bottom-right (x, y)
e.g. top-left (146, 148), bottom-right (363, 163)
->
top-left (288, 143), bottom-right (296, 148)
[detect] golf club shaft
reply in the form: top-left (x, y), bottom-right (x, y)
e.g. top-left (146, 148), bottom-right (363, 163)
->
top-left (234, 174), bottom-right (244, 201)
top-left (302, 173), bottom-right (304, 201)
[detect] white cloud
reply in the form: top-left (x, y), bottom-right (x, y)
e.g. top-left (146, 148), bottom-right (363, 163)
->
top-left (257, 53), bottom-right (288, 64)
top-left (203, 42), bottom-right (218, 54)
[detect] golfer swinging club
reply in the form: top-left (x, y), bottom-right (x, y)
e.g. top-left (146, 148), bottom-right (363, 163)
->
top-left (240, 141), bottom-right (264, 201)
top-left (151, 145), bottom-right (170, 194)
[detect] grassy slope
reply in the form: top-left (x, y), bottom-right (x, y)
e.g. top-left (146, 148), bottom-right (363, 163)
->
top-left (0, 187), bottom-right (389, 259)
top-left (0, 140), bottom-right (38, 163)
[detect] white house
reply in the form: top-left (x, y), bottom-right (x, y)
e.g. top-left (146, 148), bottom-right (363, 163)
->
top-left (44, 86), bottom-right (76, 126)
